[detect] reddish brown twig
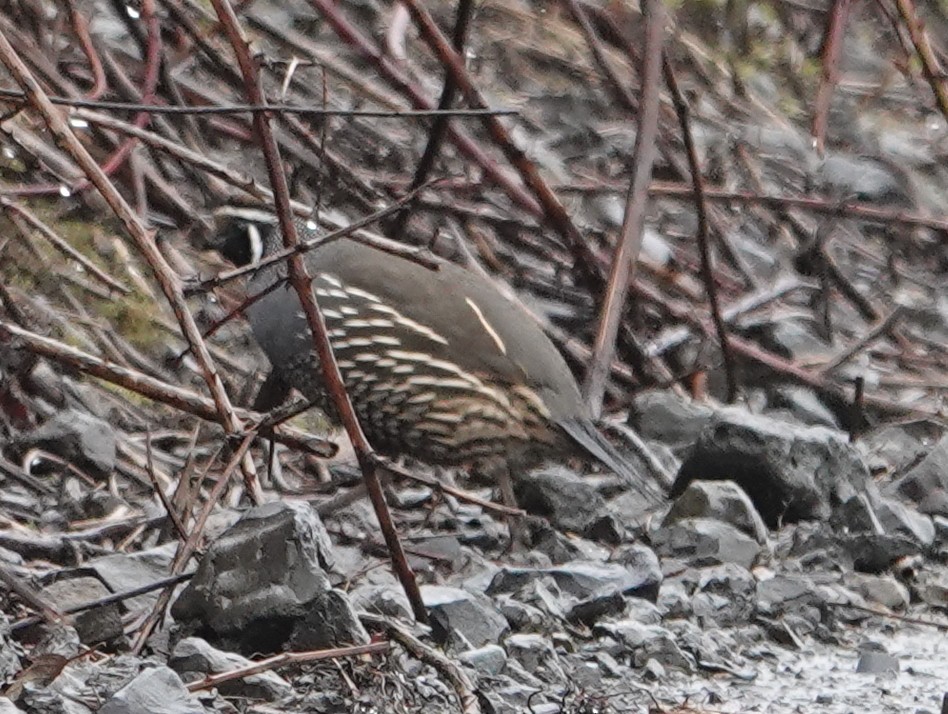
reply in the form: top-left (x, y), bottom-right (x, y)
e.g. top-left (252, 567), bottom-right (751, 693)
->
top-left (186, 641), bottom-right (390, 692)
top-left (583, 0), bottom-right (666, 416)
top-left (397, 0), bottom-right (605, 286)
top-left (811, 0), bottom-right (853, 155)
top-left (388, 0), bottom-right (475, 239)
top-left (62, 0), bottom-right (106, 100)
top-left (561, 0), bottom-right (637, 113)
top-left (306, 0), bottom-right (542, 217)
top-left (209, 0), bottom-right (427, 624)
top-left (893, 0), bottom-right (948, 123)
top-left (663, 54), bottom-right (738, 403)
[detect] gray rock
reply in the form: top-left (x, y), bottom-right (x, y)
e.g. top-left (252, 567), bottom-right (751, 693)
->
top-left (566, 588), bottom-right (626, 625)
top-left (838, 533), bottom-right (924, 573)
top-left (503, 634), bottom-right (564, 684)
top-left (514, 467), bottom-right (606, 533)
top-left (933, 515), bottom-right (948, 545)
top-left (496, 597), bottom-right (549, 632)
top-left (169, 637), bottom-right (291, 700)
top-left (90, 548), bottom-right (177, 613)
top-left (484, 680), bottom-right (544, 714)
top-left (349, 584), bottom-right (413, 620)
top-left (488, 559), bottom-right (658, 603)
top-left (628, 391), bottom-right (715, 453)
top-left (41, 576), bottom-right (122, 645)
top-left (673, 409), bottom-right (869, 525)
top-left (498, 576), bottom-right (569, 621)
top-left (31, 622), bottom-right (82, 659)
top-left (624, 598), bottom-right (664, 625)
top-left (171, 502), bottom-right (365, 653)
top-left (657, 579), bottom-right (693, 620)
top-left (18, 409), bottom-right (116, 478)
top-left (856, 651), bottom-right (899, 674)
top-left (0, 697), bottom-right (24, 714)
top-left (530, 525), bottom-right (610, 564)
top-left (692, 563), bottom-right (757, 626)
top-left (843, 573), bottom-right (910, 610)
top-left (890, 435), bottom-right (948, 516)
top-left (913, 571), bottom-right (948, 609)
top-left (595, 621), bottom-right (695, 671)
top-left (872, 495), bottom-right (935, 547)
top-left (756, 575), bottom-right (821, 625)
top-left (291, 589), bottom-right (370, 650)
top-left (98, 666), bottom-right (203, 714)
top-left (458, 644), bottom-right (507, 675)
top-left (836, 492), bottom-right (886, 534)
top-left (610, 543), bottom-right (663, 601)
top-left (0, 615), bottom-right (22, 684)
top-left (664, 480), bottom-right (768, 543)
top-left (18, 657), bottom-right (138, 713)
top-left (652, 518), bottom-right (760, 569)
top-left (862, 420), bottom-right (943, 475)
top-left (422, 585), bottom-right (508, 649)
top-left (755, 318), bottom-right (832, 363)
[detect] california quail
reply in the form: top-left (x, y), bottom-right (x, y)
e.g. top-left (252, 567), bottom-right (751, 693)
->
top-left (211, 208), bottom-right (662, 507)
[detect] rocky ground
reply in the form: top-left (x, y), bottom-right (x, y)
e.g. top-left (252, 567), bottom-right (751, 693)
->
top-left (0, 0), bottom-right (946, 713)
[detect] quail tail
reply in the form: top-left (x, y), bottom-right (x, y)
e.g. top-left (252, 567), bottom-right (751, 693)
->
top-left (558, 418), bottom-right (665, 506)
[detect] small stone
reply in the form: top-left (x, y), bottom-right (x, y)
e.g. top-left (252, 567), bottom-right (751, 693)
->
top-left (890, 434), bottom-right (948, 517)
top-left (514, 467), bottom-right (607, 533)
top-left (856, 651), bottom-right (899, 674)
top-left (0, 697), bottom-right (24, 714)
top-left (844, 573), bottom-right (910, 610)
top-left (503, 634), bottom-right (564, 684)
top-left (652, 518), bottom-right (760, 569)
top-left (872, 496), bottom-right (936, 546)
top-left (488, 560), bottom-right (657, 601)
top-left (657, 580), bottom-right (693, 620)
top-left (458, 644), bottom-right (507, 675)
top-left (692, 563), bottom-right (756, 626)
top-left (169, 637), bottom-right (291, 701)
top-left (41, 576), bottom-right (122, 645)
top-left (595, 621), bottom-right (694, 672)
top-left (610, 543), bottom-right (663, 602)
top-left (628, 391), bottom-right (715, 454)
top-left (292, 589), bottom-right (369, 650)
top-left (98, 667), bottom-right (203, 714)
top-left (349, 584), bottom-right (413, 621)
top-left (643, 658), bottom-right (666, 680)
top-left (756, 575), bottom-right (821, 626)
top-left (663, 480), bottom-right (768, 543)
top-left (567, 591), bottom-right (626, 626)
top-left (0, 615), bottom-right (22, 683)
top-left (170, 502), bottom-right (363, 654)
top-left (767, 386), bottom-right (839, 428)
top-left (422, 585), bottom-right (508, 649)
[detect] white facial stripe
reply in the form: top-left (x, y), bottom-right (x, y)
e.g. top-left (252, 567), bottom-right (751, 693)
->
top-left (246, 223), bottom-right (264, 264)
